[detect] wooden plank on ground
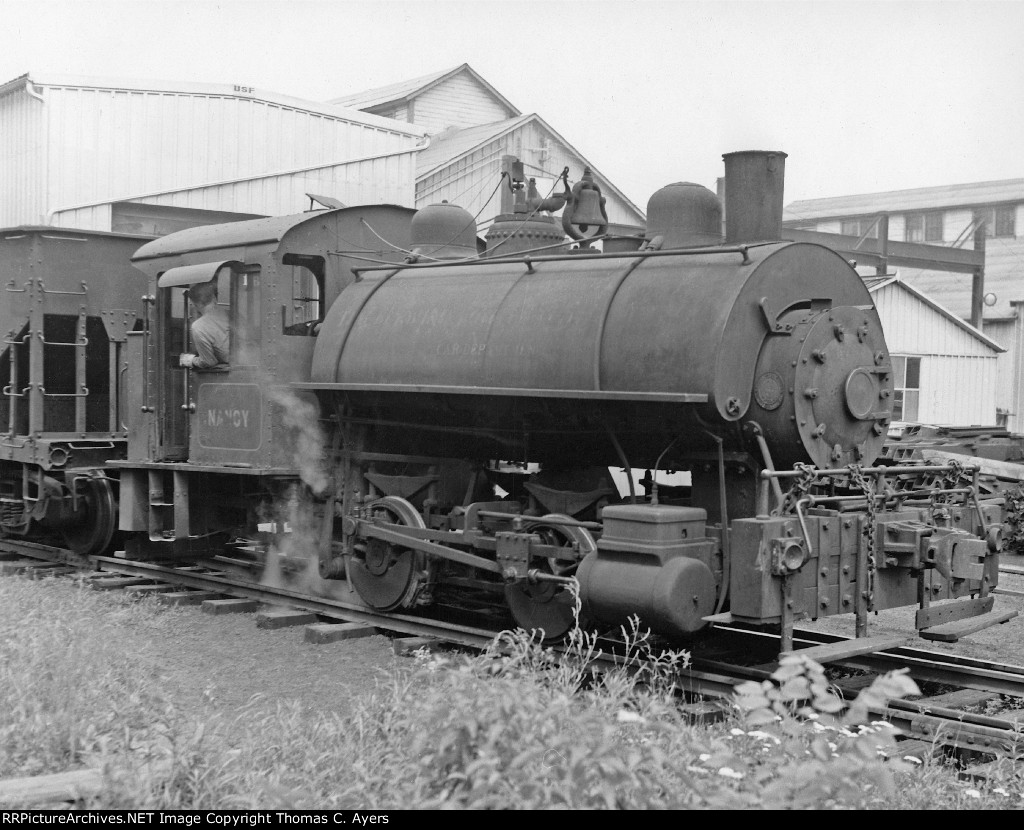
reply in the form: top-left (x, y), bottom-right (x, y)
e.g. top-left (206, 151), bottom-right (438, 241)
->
top-left (780, 634), bottom-right (911, 665)
top-left (920, 609), bottom-right (1019, 642)
top-left (305, 622), bottom-right (377, 644)
top-left (255, 607), bottom-right (317, 629)
top-left (0, 758), bottom-right (171, 807)
top-left (202, 598), bottom-right (260, 615)
top-left (0, 768), bottom-right (102, 806)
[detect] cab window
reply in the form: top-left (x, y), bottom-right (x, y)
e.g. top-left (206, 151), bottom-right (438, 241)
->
top-left (281, 253), bottom-right (324, 336)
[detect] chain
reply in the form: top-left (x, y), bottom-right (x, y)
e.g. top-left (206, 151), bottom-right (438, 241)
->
top-left (848, 464), bottom-right (877, 612)
top-left (941, 458), bottom-right (967, 497)
top-left (778, 462), bottom-right (818, 515)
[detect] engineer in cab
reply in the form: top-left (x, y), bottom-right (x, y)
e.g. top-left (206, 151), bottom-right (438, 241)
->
top-left (179, 279), bottom-right (230, 370)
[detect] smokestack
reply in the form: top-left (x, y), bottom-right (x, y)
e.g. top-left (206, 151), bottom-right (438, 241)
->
top-left (722, 151), bottom-right (787, 244)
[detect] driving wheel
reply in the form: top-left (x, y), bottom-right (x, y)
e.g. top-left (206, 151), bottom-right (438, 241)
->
top-left (348, 496), bottom-right (429, 611)
top-left (504, 514), bottom-right (596, 642)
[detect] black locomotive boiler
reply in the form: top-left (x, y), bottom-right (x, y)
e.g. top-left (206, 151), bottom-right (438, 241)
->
top-left (294, 151), bottom-right (1008, 647)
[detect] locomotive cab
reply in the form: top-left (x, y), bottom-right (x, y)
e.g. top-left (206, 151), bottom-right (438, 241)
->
top-left (113, 205), bottom-right (415, 558)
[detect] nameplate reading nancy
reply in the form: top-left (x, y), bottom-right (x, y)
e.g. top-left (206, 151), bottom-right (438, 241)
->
top-left (196, 382), bottom-right (263, 450)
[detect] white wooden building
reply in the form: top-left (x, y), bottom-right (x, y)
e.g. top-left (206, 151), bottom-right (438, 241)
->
top-left (0, 73), bottom-right (426, 234)
top-left (863, 274), bottom-right (1004, 430)
top-left (331, 64), bottom-right (647, 233)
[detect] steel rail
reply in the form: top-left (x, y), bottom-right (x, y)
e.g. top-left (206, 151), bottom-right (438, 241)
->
top-left (5, 539), bottom-right (1024, 760)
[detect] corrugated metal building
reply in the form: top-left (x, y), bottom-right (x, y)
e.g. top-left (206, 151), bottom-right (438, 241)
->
top-left (331, 64), bottom-right (647, 233)
top-left (0, 73), bottom-right (426, 233)
top-left (1, 66), bottom-right (647, 240)
top-left (864, 274), bottom-right (1003, 429)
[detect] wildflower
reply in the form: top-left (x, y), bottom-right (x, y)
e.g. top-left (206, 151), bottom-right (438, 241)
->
top-left (730, 728), bottom-right (746, 736)
top-left (616, 710), bottom-right (646, 724)
top-left (964, 789), bottom-right (981, 799)
top-left (718, 767), bottom-right (744, 779)
top-left (698, 753), bottom-right (711, 762)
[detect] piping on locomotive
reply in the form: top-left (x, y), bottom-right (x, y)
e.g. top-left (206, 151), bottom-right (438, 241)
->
top-left (0, 151), bottom-right (1011, 651)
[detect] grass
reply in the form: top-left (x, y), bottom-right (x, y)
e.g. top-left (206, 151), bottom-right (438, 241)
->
top-left (2, 574), bottom-right (1023, 809)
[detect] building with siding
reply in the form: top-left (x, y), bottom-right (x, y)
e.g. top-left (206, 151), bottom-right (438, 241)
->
top-left (784, 180), bottom-right (1024, 322)
top-left (863, 274), bottom-right (1003, 430)
top-left (1, 66), bottom-right (646, 239)
top-left (784, 181), bottom-right (1024, 431)
top-left (330, 64), bottom-right (647, 233)
top-left (0, 73), bottom-right (426, 234)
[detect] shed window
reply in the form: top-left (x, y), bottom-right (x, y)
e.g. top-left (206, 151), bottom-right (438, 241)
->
top-left (892, 356), bottom-right (921, 422)
top-left (841, 218), bottom-right (877, 239)
top-left (980, 206), bottom-right (1017, 238)
top-left (925, 212), bottom-right (943, 242)
top-left (905, 214), bottom-right (923, 242)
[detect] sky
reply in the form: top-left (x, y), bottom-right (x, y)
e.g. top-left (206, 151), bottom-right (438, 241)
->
top-left (2, 0), bottom-right (1022, 211)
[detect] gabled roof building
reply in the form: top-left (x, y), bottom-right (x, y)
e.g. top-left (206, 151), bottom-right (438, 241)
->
top-left (330, 63), bottom-right (646, 233)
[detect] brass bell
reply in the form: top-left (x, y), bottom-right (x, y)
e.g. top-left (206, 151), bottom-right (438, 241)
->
top-left (569, 188), bottom-right (606, 231)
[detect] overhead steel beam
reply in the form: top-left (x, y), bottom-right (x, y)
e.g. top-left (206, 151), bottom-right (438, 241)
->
top-left (783, 227), bottom-right (984, 274)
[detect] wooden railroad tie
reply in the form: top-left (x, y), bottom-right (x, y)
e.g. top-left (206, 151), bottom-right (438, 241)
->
top-left (392, 635), bottom-right (439, 656)
top-left (255, 607), bottom-right (318, 629)
top-left (88, 576), bottom-right (155, 591)
top-left (202, 597), bottom-right (261, 615)
top-left (155, 590), bottom-right (224, 606)
top-left (122, 583), bottom-right (176, 597)
top-left (304, 621), bottom-right (377, 644)
top-left (0, 560), bottom-right (64, 577)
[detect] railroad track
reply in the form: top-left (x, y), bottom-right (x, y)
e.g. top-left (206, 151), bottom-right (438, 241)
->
top-left (4, 538), bottom-right (1024, 765)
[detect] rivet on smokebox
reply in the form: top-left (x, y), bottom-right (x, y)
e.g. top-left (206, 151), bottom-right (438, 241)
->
top-left (833, 324), bottom-right (845, 341)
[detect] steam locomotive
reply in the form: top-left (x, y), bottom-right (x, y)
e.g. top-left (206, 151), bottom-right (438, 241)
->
top-left (0, 151), bottom-right (1010, 649)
